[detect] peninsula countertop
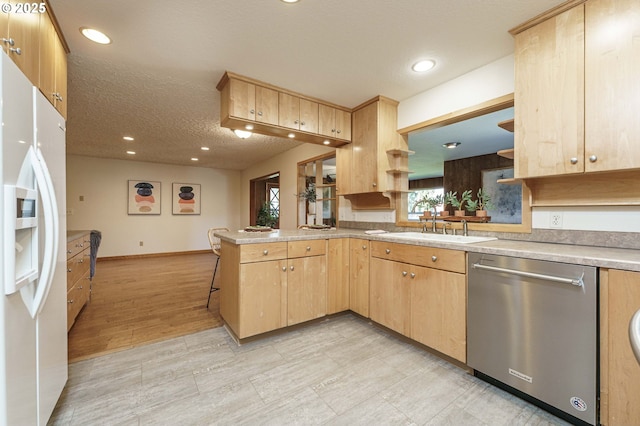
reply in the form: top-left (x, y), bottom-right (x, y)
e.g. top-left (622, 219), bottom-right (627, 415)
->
top-left (215, 228), bottom-right (640, 273)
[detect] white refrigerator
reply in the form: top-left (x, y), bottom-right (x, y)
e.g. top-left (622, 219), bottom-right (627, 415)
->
top-left (1, 50), bottom-right (68, 425)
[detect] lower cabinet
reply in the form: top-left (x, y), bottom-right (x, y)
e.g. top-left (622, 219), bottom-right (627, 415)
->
top-left (66, 233), bottom-right (91, 331)
top-left (326, 238), bottom-right (350, 314)
top-left (370, 241), bottom-right (467, 362)
top-left (287, 252), bottom-right (327, 326)
top-left (600, 269), bottom-right (640, 426)
top-left (349, 238), bottom-right (370, 317)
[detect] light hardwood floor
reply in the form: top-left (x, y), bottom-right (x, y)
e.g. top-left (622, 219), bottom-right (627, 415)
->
top-left (67, 252), bottom-right (224, 363)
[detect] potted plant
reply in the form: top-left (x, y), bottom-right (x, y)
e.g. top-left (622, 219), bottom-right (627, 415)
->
top-left (447, 190), bottom-right (472, 216)
top-left (256, 202), bottom-right (278, 228)
top-left (416, 193), bottom-right (443, 218)
top-left (475, 188), bottom-right (493, 217)
top-left (298, 183), bottom-right (317, 214)
top-left (465, 199), bottom-right (479, 216)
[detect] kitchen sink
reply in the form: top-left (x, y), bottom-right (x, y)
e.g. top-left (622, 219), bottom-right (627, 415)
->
top-left (384, 232), bottom-right (497, 244)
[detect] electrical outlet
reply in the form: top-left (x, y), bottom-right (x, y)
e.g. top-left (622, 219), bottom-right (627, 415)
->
top-left (139, 241), bottom-right (144, 246)
top-left (550, 212), bottom-right (563, 229)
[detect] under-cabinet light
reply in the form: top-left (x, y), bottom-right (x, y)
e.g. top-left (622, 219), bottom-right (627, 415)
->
top-left (233, 129), bottom-right (252, 139)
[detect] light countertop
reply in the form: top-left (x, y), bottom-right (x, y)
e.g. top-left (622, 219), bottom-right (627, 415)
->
top-left (216, 228), bottom-right (640, 272)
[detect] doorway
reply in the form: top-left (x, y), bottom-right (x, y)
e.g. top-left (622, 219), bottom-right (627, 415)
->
top-left (250, 172), bottom-right (280, 228)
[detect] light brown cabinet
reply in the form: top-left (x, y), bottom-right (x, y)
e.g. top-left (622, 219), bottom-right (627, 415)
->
top-left (287, 240), bottom-right (327, 326)
top-left (514, 0), bottom-right (640, 179)
top-left (319, 104), bottom-right (351, 141)
top-left (336, 96), bottom-right (405, 195)
top-left (600, 269), bottom-right (640, 426)
top-left (279, 93), bottom-right (318, 134)
top-left (66, 233), bottom-right (91, 331)
top-left (326, 238), bottom-right (350, 314)
top-left (38, 11), bottom-right (67, 118)
top-left (2, 0), bottom-right (41, 84)
top-left (349, 238), bottom-right (370, 317)
top-left (370, 241), bottom-right (467, 362)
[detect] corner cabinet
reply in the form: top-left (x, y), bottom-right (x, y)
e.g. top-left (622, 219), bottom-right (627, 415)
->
top-left (369, 241), bottom-right (467, 362)
top-left (217, 72), bottom-right (351, 147)
top-left (513, 0), bottom-right (640, 179)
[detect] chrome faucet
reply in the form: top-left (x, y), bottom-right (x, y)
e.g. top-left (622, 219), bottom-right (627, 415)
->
top-left (461, 219), bottom-right (468, 236)
top-left (431, 214), bottom-right (437, 233)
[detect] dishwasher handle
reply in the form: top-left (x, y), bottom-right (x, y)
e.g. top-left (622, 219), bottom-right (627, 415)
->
top-left (630, 309), bottom-right (640, 365)
top-left (471, 262), bottom-right (584, 287)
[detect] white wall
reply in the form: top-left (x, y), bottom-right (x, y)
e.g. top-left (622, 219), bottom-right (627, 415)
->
top-left (241, 144), bottom-right (334, 230)
top-left (66, 155), bottom-right (242, 257)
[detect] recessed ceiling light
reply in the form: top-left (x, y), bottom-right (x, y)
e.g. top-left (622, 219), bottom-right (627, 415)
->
top-left (443, 142), bottom-right (461, 149)
top-left (191, 158), bottom-right (199, 161)
top-left (201, 147), bottom-right (210, 151)
top-left (233, 129), bottom-right (252, 139)
top-left (412, 59), bottom-right (436, 73)
top-left (280, 0), bottom-right (300, 3)
top-left (126, 151), bottom-right (135, 155)
top-left (288, 133), bottom-right (295, 138)
top-left (79, 27), bottom-right (112, 45)
top-left (123, 136), bottom-right (134, 141)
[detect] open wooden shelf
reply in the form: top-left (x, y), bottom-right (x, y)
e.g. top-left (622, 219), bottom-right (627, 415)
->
top-left (497, 119), bottom-right (514, 133)
top-left (497, 148), bottom-right (514, 159)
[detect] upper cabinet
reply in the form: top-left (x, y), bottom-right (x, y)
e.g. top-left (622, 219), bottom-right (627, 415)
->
top-left (2, 0), bottom-right (41, 84)
top-left (319, 104), bottom-right (351, 141)
top-left (513, 0), bottom-right (640, 179)
top-left (336, 96), bottom-right (406, 196)
top-left (39, 10), bottom-right (67, 118)
top-left (217, 72), bottom-right (351, 147)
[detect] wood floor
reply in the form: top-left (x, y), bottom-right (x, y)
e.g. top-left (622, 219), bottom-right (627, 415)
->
top-left (67, 252), bottom-right (224, 363)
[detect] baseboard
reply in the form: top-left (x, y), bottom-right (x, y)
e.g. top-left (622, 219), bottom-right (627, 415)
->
top-left (97, 249), bottom-right (211, 262)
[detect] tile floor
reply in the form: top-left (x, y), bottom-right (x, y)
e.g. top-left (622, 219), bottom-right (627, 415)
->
top-left (49, 314), bottom-right (571, 425)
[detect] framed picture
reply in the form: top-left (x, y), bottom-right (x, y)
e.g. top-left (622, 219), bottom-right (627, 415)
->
top-left (128, 180), bottom-right (161, 215)
top-left (481, 167), bottom-right (521, 224)
top-left (172, 183), bottom-right (201, 215)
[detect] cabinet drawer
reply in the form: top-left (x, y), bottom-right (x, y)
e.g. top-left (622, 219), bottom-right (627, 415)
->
top-left (66, 237), bottom-right (87, 259)
top-left (67, 248), bottom-right (90, 289)
top-left (239, 242), bottom-right (288, 263)
top-left (370, 241), bottom-right (466, 273)
top-left (67, 270), bottom-right (90, 331)
top-left (288, 239), bottom-right (326, 258)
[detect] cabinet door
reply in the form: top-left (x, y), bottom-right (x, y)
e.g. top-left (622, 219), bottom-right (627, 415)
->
top-left (411, 267), bottom-right (466, 362)
top-left (318, 104), bottom-right (335, 138)
top-left (7, 0), bottom-right (41, 84)
top-left (585, 0), bottom-right (640, 173)
top-left (370, 258), bottom-right (411, 337)
top-left (335, 109), bottom-right (351, 141)
top-left (513, 5), bottom-right (584, 178)
top-left (299, 98), bottom-right (318, 133)
top-left (336, 144), bottom-right (352, 195)
top-left (38, 11), bottom-right (56, 107)
top-left (349, 238), bottom-right (369, 317)
top-left (0, 4), bottom-right (8, 52)
top-left (53, 32), bottom-right (67, 118)
top-left (228, 79), bottom-right (256, 120)
top-left (327, 238), bottom-right (349, 314)
top-left (238, 259), bottom-right (287, 338)
top-left (601, 269), bottom-right (640, 425)
top-left (287, 255), bottom-right (326, 326)
top-left (255, 85), bottom-right (278, 125)
top-left (278, 92), bottom-right (300, 129)
top-left (351, 101), bottom-right (379, 193)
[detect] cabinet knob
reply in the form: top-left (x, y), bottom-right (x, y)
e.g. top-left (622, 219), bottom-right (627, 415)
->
top-left (263, 250), bottom-right (268, 255)
top-left (300, 121), bottom-right (305, 126)
top-left (282, 266), bottom-right (286, 272)
top-left (78, 285), bottom-right (83, 290)
top-left (67, 268), bottom-right (72, 272)
top-left (431, 255), bottom-right (438, 262)
top-left (306, 246), bottom-right (311, 251)
top-left (79, 259), bottom-right (84, 263)
top-left (257, 111), bottom-right (263, 116)
top-left (362, 245), bottom-right (367, 250)
top-left (402, 271), bottom-right (408, 277)
top-left (372, 182), bottom-right (377, 187)
top-left (250, 109), bottom-right (255, 115)
top-left (589, 155), bottom-right (598, 163)
top-left (67, 249), bottom-right (72, 254)
top-left (331, 129), bottom-right (336, 133)
top-left (294, 120), bottom-right (299, 125)
top-left (2, 37), bottom-right (15, 46)
top-left (410, 273), bottom-right (416, 279)
top-left (570, 157), bottom-right (578, 165)
top-left (290, 265), bottom-right (294, 271)
top-left (336, 130), bottom-right (341, 134)
top-left (385, 249), bottom-right (391, 254)
top-left (9, 47), bottom-right (22, 55)
top-left (68, 300), bottom-right (73, 304)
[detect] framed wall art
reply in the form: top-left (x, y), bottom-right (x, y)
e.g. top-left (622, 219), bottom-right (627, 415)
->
top-left (172, 183), bottom-right (201, 215)
top-left (128, 180), bottom-right (161, 215)
top-left (481, 167), bottom-right (521, 224)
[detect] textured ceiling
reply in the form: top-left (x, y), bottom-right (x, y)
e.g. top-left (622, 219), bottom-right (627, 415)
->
top-left (49, 0), bottom-right (566, 170)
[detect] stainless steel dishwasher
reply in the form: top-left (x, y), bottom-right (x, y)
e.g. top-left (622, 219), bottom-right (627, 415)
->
top-left (467, 253), bottom-right (598, 426)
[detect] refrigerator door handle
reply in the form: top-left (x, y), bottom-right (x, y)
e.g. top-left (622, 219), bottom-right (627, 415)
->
top-left (22, 147), bottom-right (59, 318)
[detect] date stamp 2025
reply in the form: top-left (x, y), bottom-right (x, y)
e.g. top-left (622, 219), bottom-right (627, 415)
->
top-left (1, 2), bottom-right (47, 14)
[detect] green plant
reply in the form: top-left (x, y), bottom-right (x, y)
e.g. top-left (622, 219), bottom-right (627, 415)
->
top-left (297, 183), bottom-right (316, 202)
top-left (414, 193), bottom-right (444, 214)
top-left (465, 199), bottom-right (479, 213)
top-left (447, 190), bottom-right (472, 211)
top-left (476, 188), bottom-right (494, 211)
top-left (444, 191), bottom-right (457, 208)
top-left (256, 202), bottom-right (278, 227)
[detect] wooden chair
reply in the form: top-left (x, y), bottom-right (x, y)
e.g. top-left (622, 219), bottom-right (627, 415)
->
top-left (207, 227), bottom-right (228, 309)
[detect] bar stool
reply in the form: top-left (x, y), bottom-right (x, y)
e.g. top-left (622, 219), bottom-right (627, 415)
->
top-left (207, 227), bottom-right (228, 309)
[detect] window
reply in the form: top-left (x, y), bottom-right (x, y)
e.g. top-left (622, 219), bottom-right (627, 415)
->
top-left (408, 187), bottom-right (444, 221)
top-left (267, 184), bottom-right (280, 218)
